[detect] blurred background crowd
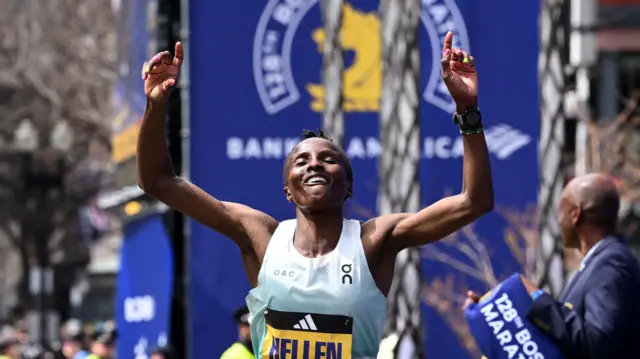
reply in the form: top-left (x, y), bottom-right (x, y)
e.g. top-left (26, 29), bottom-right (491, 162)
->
top-left (0, 0), bottom-right (638, 358)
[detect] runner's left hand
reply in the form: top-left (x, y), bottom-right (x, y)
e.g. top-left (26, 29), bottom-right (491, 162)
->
top-left (441, 31), bottom-right (478, 113)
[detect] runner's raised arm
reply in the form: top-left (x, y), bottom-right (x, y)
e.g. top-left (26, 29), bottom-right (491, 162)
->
top-left (363, 31), bottom-right (493, 254)
top-left (136, 42), bottom-right (276, 272)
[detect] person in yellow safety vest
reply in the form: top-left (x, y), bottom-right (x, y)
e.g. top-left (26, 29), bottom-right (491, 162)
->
top-left (87, 327), bottom-right (117, 359)
top-left (0, 335), bottom-right (21, 359)
top-left (220, 306), bottom-right (255, 359)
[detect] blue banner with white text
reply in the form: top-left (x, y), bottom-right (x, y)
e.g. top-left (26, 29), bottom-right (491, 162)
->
top-left (116, 215), bottom-right (173, 358)
top-left (188, 0), bottom-right (540, 358)
top-left (465, 274), bottom-right (564, 359)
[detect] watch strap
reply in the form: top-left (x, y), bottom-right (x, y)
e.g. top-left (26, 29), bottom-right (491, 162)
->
top-left (453, 113), bottom-right (462, 125)
top-left (452, 107), bottom-right (481, 127)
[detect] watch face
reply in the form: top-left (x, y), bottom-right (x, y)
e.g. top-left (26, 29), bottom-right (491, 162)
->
top-left (464, 111), bottom-right (481, 126)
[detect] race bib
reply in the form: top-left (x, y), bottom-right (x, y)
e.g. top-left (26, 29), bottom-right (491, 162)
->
top-left (262, 308), bottom-right (353, 359)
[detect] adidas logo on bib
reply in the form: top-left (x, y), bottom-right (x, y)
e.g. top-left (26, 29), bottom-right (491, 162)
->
top-left (293, 314), bottom-right (317, 331)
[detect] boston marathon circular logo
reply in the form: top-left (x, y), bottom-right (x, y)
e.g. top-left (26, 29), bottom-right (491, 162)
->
top-left (253, 0), bottom-right (470, 115)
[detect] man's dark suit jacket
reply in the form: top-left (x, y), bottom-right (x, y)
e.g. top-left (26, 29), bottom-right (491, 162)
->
top-left (527, 235), bottom-right (640, 359)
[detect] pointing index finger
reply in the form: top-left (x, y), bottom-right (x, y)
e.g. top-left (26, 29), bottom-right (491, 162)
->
top-left (173, 42), bottom-right (184, 66)
top-left (442, 31), bottom-right (453, 54)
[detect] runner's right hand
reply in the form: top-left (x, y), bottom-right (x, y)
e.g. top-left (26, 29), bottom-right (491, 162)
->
top-left (142, 42), bottom-right (183, 103)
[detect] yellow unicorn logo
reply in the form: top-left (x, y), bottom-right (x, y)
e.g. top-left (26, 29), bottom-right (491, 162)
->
top-left (306, 4), bottom-right (381, 112)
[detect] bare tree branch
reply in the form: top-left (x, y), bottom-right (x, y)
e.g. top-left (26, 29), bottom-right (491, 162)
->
top-left (421, 276), bottom-right (481, 358)
top-left (422, 224), bottom-right (499, 287)
top-left (0, 0), bottom-right (116, 309)
top-left (587, 94), bottom-right (640, 204)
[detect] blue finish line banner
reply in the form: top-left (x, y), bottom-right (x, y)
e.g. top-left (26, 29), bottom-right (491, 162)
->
top-left (188, 0), bottom-right (540, 358)
top-left (116, 215), bottom-right (174, 359)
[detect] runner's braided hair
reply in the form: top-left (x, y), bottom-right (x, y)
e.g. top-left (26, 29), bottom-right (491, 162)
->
top-left (302, 128), bottom-right (332, 141)
top-left (282, 129), bottom-right (353, 184)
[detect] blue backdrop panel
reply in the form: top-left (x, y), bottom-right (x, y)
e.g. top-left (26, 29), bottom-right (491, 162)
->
top-left (188, 0), bottom-right (540, 358)
top-left (116, 215), bottom-right (174, 358)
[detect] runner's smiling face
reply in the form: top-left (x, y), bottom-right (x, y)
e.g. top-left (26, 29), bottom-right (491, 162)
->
top-left (284, 138), bottom-right (352, 213)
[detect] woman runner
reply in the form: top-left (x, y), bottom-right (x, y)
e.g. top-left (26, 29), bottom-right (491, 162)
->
top-left (137, 31), bottom-right (493, 358)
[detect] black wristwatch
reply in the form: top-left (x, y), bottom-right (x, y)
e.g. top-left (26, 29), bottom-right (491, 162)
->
top-left (453, 107), bottom-right (482, 128)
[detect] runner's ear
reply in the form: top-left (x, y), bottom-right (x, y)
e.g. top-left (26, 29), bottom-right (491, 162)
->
top-left (283, 186), bottom-right (293, 202)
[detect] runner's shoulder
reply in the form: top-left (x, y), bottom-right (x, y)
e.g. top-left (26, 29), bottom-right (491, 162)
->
top-left (221, 201), bottom-right (279, 245)
top-left (222, 201), bottom-right (278, 227)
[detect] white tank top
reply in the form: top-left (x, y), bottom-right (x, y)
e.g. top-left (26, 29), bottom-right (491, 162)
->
top-left (246, 218), bottom-right (387, 359)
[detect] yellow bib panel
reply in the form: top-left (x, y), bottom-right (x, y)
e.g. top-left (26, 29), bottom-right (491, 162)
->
top-left (261, 308), bottom-right (353, 359)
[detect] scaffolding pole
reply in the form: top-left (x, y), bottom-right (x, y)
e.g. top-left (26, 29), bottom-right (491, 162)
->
top-left (569, 0), bottom-right (597, 176)
top-left (379, 0), bottom-right (425, 357)
top-left (321, 0), bottom-right (345, 146)
top-left (537, 0), bottom-right (570, 296)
